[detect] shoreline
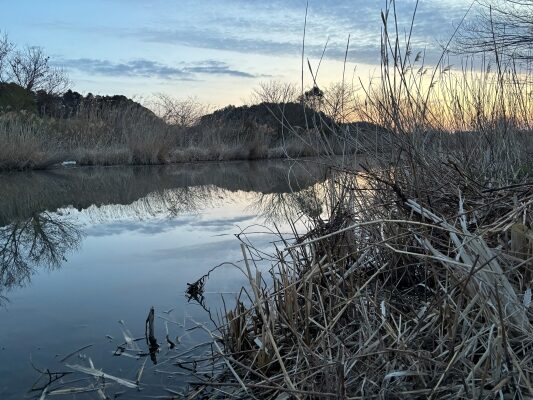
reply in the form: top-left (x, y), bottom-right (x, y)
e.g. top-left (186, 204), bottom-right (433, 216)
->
top-left (0, 152), bottom-right (359, 173)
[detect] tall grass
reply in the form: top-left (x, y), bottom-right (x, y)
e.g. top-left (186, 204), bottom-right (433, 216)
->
top-left (0, 113), bottom-right (62, 170)
top-left (187, 1), bottom-right (533, 398)
top-left (0, 102), bottom-right (176, 170)
top-left (0, 100), bottom-right (347, 170)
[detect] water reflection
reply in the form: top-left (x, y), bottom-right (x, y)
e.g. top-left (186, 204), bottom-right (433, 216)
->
top-left (254, 185), bottom-right (325, 223)
top-left (0, 213), bottom-right (81, 301)
top-left (0, 160), bottom-right (327, 303)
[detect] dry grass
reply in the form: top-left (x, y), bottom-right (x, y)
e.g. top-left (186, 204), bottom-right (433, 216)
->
top-left (186, 1), bottom-right (533, 398)
top-left (0, 103), bottom-right (345, 170)
top-left (0, 103), bottom-right (175, 170)
top-left (0, 113), bottom-right (64, 170)
top-left (193, 147), bottom-right (531, 397)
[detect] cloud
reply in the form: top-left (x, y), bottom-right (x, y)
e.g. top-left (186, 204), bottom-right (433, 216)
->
top-left (183, 60), bottom-right (256, 78)
top-left (134, 27), bottom-right (377, 65)
top-left (127, 0), bottom-right (471, 65)
top-left (37, 0), bottom-right (474, 78)
top-left (58, 58), bottom-right (257, 80)
top-left (138, 27), bottom-right (303, 56)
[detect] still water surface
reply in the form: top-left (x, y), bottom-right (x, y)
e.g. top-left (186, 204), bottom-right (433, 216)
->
top-left (0, 160), bottom-right (327, 399)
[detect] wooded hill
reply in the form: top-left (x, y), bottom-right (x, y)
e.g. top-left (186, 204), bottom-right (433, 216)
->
top-left (0, 82), bottom-right (158, 120)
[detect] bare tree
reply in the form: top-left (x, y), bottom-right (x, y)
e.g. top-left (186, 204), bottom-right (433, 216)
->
top-left (9, 46), bottom-right (49, 90)
top-left (251, 80), bottom-right (298, 104)
top-left (322, 82), bottom-right (356, 123)
top-left (0, 31), bottom-right (14, 83)
top-left (8, 45), bottom-right (70, 94)
top-left (41, 65), bottom-right (70, 95)
top-left (456, 0), bottom-right (533, 61)
top-left (154, 94), bottom-right (210, 127)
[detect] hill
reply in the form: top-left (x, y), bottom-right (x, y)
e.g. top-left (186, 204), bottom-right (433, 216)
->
top-left (200, 102), bottom-right (335, 134)
top-left (0, 83), bottom-right (158, 121)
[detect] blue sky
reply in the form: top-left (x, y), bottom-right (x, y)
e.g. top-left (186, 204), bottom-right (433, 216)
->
top-left (2, 0), bottom-right (473, 106)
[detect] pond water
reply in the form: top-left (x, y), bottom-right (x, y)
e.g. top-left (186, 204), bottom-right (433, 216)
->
top-left (0, 160), bottom-right (328, 399)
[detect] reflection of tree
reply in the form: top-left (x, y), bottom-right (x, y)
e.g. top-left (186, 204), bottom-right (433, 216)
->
top-left (253, 184), bottom-right (325, 224)
top-left (0, 212), bottom-right (81, 301)
top-left (0, 161), bottom-right (327, 226)
top-left (80, 185), bottom-right (225, 223)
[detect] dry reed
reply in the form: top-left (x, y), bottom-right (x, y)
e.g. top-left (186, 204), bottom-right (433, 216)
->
top-left (187, 1), bottom-right (533, 398)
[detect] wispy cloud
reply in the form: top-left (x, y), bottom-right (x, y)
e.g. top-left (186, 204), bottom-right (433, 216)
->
top-left (35, 0), bottom-right (472, 69)
top-left (58, 58), bottom-right (257, 80)
top-left (127, 0), bottom-right (468, 66)
top-left (6, 0), bottom-right (473, 101)
top-left (184, 60), bottom-right (256, 78)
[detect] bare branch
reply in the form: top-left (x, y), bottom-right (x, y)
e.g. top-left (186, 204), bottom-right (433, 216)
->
top-left (251, 80), bottom-right (298, 104)
top-left (456, 0), bottom-right (533, 61)
top-left (8, 45), bottom-right (70, 94)
top-left (153, 94), bottom-right (210, 127)
top-left (0, 31), bottom-right (14, 83)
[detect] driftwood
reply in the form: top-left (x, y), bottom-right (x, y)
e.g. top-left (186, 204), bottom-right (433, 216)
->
top-left (145, 306), bottom-right (160, 364)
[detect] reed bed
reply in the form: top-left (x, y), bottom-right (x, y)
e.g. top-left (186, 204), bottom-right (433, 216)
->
top-left (186, 1), bottom-right (533, 398)
top-left (0, 107), bottom-right (344, 170)
top-left (0, 112), bottom-right (63, 170)
top-left (187, 142), bottom-right (532, 398)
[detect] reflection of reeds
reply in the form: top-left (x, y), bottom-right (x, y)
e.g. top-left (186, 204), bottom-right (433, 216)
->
top-left (0, 161), bottom-right (327, 227)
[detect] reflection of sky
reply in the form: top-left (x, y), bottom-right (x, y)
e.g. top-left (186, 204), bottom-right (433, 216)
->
top-left (57, 188), bottom-right (258, 226)
top-left (2, 0), bottom-right (476, 105)
top-left (0, 186), bottom-right (288, 399)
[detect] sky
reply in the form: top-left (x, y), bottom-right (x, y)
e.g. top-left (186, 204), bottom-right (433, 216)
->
top-left (1, 0), bottom-right (474, 106)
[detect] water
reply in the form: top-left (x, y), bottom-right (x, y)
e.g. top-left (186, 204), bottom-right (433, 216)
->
top-left (0, 160), bottom-right (327, 399)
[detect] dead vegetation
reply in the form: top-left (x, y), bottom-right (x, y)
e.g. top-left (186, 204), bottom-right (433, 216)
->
top-left (16, 0), bottom-right (533, 398)
top-left (189, 151), bottom-right (532, 398)
top-left (185, 1), bottom-right (533, 398)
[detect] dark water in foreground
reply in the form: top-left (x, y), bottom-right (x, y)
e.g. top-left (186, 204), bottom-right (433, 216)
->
top-left (0, 160), bottom-right (327, 399)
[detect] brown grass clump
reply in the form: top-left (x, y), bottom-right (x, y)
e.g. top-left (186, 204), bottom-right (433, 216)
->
top-left (0, 113), bottom-right (64, 170)
top-left (0, 102), bottom-right (345, 170)
top-left (0, 102), bottom-right (176, 170)
top-left (189, 151), bottom-right (533, 398)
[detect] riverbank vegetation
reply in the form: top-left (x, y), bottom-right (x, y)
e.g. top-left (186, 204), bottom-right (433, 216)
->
top-left (11, 0), bottom-right (533, 397)
top-left (1, 3), bottom-right (533, 173)
top-left (0, 31), bottom-right (388, 171)
top-left (0, 85), bottom-right (384, 170)
top-left (182, 1), bottom-right (533, 398)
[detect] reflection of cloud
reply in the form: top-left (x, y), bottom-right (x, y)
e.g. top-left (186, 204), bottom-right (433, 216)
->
top-left (191, 215), bottom-right (254, 231)
top-left (83, 214), bottom-right (255, 237)
top-left (84, 216), bottom-right (198, 237)
top-left (147, 232), bottom-right (276, 261)
top-left (151, 238), bottom-right (238, 261)
top-left (58, 58), bottom-right (257, 80)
